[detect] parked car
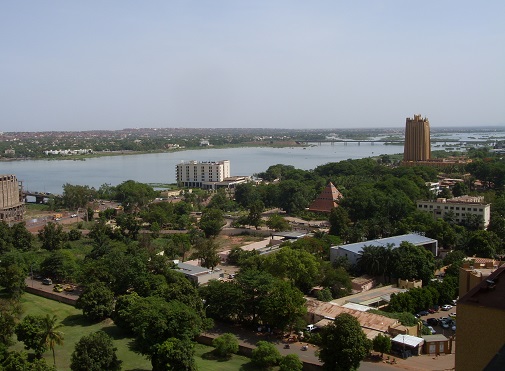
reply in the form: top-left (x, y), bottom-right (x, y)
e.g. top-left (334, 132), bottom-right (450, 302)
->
top-left (427, 318), bottom-right (438, 326)
top-left (427, 326), bottom-right (436, 334)
top-left (53, 284), bottom-right (64, 292)
top-left (418, 310), bottom-right (429, 316)
top-left (428, 308), bottom-right (436, 314)
top-left (42, 278), bottom-right (52, 285)
top-left (306, 324), bottom-right (316, 332)
top-left (442, 304), bottom-right (453, 311)
top-left (449, 312), bottom-right (457, 318)
top-left (64, 284), bottom-right (75, 292)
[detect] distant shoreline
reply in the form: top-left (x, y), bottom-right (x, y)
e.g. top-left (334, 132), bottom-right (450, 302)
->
top-left (0, 141), bottom-right (306, 162)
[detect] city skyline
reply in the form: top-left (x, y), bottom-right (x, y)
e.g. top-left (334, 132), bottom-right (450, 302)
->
top-left (1, 1), bottom-right (504, 132)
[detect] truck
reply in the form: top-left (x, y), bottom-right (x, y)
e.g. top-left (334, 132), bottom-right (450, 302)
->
top-left (53, 213), bottom-right (63, 220)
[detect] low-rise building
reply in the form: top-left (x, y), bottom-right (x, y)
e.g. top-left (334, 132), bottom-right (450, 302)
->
top-left (416, 195), bottom-right (491, 229)
top-left (172, 261), bottom-right (222, 285)
top-left (421, 334), bottom-right (452, 355)
top-left (330, 233), bottom-right (438, 266)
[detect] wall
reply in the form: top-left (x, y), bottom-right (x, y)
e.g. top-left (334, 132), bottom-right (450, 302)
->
top-left (456, 302), bottom-right (505, 371)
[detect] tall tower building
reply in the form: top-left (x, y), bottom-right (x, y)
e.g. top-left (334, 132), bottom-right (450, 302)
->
top-left (403, 114), bottom-right (431, 162)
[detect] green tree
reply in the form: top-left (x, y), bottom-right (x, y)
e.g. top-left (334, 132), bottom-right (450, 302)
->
top-left (212, 333), bottom-right (239, 359)
top-left (115, 180), bottom-right (157, 212)
top-left (199, 208), bottom-right (225, 238)
top-left (0, 263), bottom-right (26, 298)
top-left (151, 338), bottom-right (197, 371)
top-left (246, 200), bottom-right (265, 229)
top-left (70, 331), bottom-right (122, 371)
top-left (42, 315), bottom-right (64, 367)
top-left (199, 280), bottom-right (244, 322)
top-left (319, 313), bottom-right (371, 371)
top-left (263, 247), bottom-right (320, 293)
top-left (76, 282), bottom-right (115, 321)
top-left (62, 183), bottom-right (96, 209)
top-left (38, 222), bottom-right (67, 251)
top-left (279, 354), bottom-right (303, 371)
top-left (251, 340), bottom-right (281, 368)
top-left (15, 315), bottom-right (47, 357)
top-left (266, 213), bottom-right (291, 231)
top-left (260, 279), bottom-right (307, 331)
top-left (193, 238), bottom-right (220, 270)
top-left (392, 242), bottom-right (435, 285)
top-left (372, 333), bottom-right (391, 357)
top-left (1, 351), bottom-right (55, 371)
top-left (39, 251), bottom-right (78, 283)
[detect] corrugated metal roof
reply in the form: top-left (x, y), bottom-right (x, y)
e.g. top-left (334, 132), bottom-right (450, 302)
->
top-left (392, 334), bottom-right (424, 347)
top-left (336, 233), bottom-right (437, 255)
top-left (307, 300), bottom-right (397, 332)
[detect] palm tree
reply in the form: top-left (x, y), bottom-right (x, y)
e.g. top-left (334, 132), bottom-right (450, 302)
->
top-left (42, 314), bottom-right (64, 367)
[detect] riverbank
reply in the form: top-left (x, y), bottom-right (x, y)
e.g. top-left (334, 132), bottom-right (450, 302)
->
top-left (0, 140), bottom-right (308, 162)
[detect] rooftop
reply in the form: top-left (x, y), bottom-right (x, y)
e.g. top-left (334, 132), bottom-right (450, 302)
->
top-left (336, 233), bottom-right (437, 255)
top-left (307, 299), bottom-right (397, 333)
top-left (459, 266), bottom-right (505, 311)
top-left (392, 334), bottom-right (424, 348)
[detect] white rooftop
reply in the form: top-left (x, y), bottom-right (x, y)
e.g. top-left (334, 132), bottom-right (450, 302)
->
top-left (392, 334), bottom-right (424, 348)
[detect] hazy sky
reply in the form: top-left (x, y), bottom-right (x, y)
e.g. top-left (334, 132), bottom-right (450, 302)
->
top-left (1, 1), bottom-right (504, 131)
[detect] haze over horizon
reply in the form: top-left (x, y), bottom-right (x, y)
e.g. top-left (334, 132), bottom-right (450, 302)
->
top-left (1, 1), bottom-right (504, 132)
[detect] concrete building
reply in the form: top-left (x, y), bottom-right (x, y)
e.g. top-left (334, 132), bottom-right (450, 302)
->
top-left (421, 334), bottom-right (452, 355)
top-left (176, 160), bottom-right (231, 189)
top-left (456, 266), bottom-right (505, 371)
top-left (403, 114), bottom-right (431, 162)
top-left (172, 261), bottom-right (223, 285)
top-left (416, 195), bottom-right (491, 229)
top-left (0, 174), bottom-right (25, 222)
top-left (330, 233), bottom-right (439, 266)
top-left (459, 260), bottom-right (502, 298)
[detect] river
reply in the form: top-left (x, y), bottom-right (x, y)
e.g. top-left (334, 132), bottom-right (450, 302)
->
top-left (1, 142), bottom-right (404, 194)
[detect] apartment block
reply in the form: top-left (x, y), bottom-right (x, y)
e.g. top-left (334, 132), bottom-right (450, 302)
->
top-left (416, 195), bottom-right (491, 229)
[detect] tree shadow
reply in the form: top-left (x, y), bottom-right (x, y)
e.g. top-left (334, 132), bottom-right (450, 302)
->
top-left (239, 362), bottom-right (265, 371)
top-left (200, 350), bottom-right (232, 362)
top-left (100, 324), bottom-right (130, 340)
top-left (60, 314), bottom-right (93, 327)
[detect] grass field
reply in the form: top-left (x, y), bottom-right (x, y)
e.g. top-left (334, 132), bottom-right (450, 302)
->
top-left (13, 293), bottom-right (253, 371)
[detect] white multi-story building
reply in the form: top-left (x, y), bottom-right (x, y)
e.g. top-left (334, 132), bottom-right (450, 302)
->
top-left (417, 195), bottom-right (491, 229)
top-left (176, 160), bottom-right (231, 189)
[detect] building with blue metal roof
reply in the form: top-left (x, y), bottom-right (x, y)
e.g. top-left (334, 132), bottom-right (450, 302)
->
top-left (330, 233), bottom-right (438, 265)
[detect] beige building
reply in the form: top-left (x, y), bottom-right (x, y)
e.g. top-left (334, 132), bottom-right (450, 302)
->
top-left (456, 266), bottom-right (505, 371)
top-left (416, 195), bottom-right (491, 229)
top-left (459, 260), bottom-right (502, 298)
top-left (0, 174), bottom-right (25, 222)
top-left (403, 114), bottom-right (431, 162)
top-left (176, 160), bottom-right (231, 189)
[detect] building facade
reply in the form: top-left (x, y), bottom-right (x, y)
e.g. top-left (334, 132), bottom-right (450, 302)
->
top-left (0, 174), bottom-right (25, 222)
top-left (416, 195), bottom-right (491, 229)
top-left (176, 160), bottom-right (231, 189)
top-left (403, 114), bottom-right (431, 162)
top-left (456, 266), bottom-right (505, 371)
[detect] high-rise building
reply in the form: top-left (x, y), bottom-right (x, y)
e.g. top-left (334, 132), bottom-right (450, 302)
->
top-left (403, 114), bottom-right (431, 162)
top-left (0, 174), bottom-right (25, 222)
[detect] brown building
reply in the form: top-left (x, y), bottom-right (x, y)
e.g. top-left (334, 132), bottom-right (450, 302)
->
top-left (307, 182), bottom-right (342, 213)
top-left (456, 266), bottom-right (505, 371)
top-left (403, 114), bottom-right (431, 162)
top-left (0, 174), bottom-right (25, 222)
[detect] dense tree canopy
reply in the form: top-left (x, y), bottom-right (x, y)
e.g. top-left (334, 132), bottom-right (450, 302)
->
top-left (70, 331), bottom-right (122, 371)
top-left (319, 313), bottom-right (371, 371)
